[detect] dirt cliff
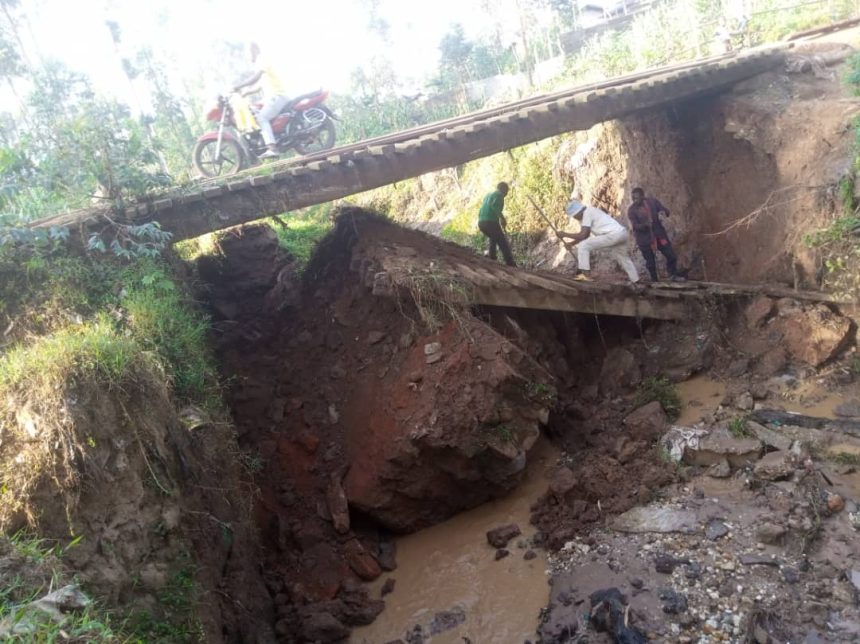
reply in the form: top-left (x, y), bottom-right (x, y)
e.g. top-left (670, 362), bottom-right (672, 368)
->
top-left (556, 42), bottom-right (859, 286)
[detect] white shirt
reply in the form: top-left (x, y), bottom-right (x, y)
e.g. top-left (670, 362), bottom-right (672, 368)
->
top-left (580, 206), bottom-right (624, 236)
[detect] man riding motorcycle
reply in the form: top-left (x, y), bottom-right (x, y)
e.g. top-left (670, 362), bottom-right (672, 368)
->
top-left (233, 42), bottom-right (288, 159)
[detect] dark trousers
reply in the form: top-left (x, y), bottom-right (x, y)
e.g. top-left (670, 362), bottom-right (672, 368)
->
top-left (478, 220), bottom-right (516, 267)
top-left (638, 241), bottom-right (678, 280)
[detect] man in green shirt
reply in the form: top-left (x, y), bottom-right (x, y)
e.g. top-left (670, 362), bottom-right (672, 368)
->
top-left (478, 182), bottom-right (516, 267)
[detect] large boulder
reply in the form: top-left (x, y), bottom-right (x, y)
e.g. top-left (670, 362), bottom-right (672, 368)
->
top-left (623, 401), bottom-right (668, 441)
top-left (641, 322), bottom-right (714, 381)
top-left (599, 347), bottom-right (641, 395)
top-left (773, 302), bottom-right (854, 367)
top-left (682, 427), bottom-right (763, 468)
top-left (344, 320), bottom-right (555, 532)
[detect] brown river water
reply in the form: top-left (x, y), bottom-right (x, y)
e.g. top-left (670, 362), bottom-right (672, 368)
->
top-left (351, 375), bottom-right (849, 642)
top-left (351, 438), bottom-right (558, 643)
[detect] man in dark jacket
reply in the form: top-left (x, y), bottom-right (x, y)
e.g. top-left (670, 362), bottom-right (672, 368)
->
top-left (627, 187), bottom-right (683, 282)
top-left (478, 182), bottom-right (516, 267)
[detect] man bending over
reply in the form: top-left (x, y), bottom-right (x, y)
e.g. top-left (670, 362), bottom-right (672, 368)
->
top-left (560, 199), bottom-right (639, 283)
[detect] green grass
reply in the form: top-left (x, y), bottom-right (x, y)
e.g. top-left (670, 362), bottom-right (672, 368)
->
top-left (728, 416), bottom-right (751, 438)
top-left (0, 318), bottom-right (141, 394)
top-left (0, 249), bottom-right (222, 412)
top-left (125, 554), bottom-right (202, 644)
top-left (269, 215), bottom-right (332, 270)
top-left (828, 451), bottom-right (860, 467)
top-left (634, 376), bottom-right (682, 421)
top-left (0, 533), bottom-right (121, 643)
top-left (0, 533), bottom-right (204, 643)
top-left (123, 285), bottom-right (217, 407)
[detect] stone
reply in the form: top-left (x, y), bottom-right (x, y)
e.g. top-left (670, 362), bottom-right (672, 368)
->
top-left (782, 567), bottom-right (800, 584)
top-left (827, 493), bottom-right (845, 513)
top-left (658, 588), bottom-right (688, 614)
top-left (753, 451), bottom-right (794, 481)
top-left (684, 562), bottom-right (703, 580)
top-left (549, 467), bottom-right (577, 497)
top-left (834, 400), bottom-right (860, 418)
top-left (746, 420), bottom-right (793, 451)
top-left (654, 554), bottom-right (689, 574)
top-left (754, 346), bottom-right (788, 377)
top-left (736, 392), bottom-right (754, 411)
top-left (423, 342), bottom-right (442, 355)
top-left (745, 296), bottom-right (775, 329)
top-left (707, 458), bottom-right (732, 478)
top-left (377, 540), bottom-right (397, 572)
top-left (524, 550), bottom-right (537, 560)
top-left (599, 347), bottom-right (641, 395)
top-left (683, 428), bottom-right (762, 468)
top-left (300, 612), bottom-right (350, 642)
top-left (495, 548), bottom-right (510, 560)
top-left (487, 524), bottom-right (521, 548)
top-left (380, 578), bottom-right (396, 597)
top-left (705, 519), bottom-right (729, 541)
top-left (613, 506), bottom-right (698, 534)
top-left (429, 607), bottom-right (466, 635)
top-left (367, 330), bottom-right (386, 345)
top-left (344, 321), bottom-right (550, 532)
top-left (325, 474), bottom-right (350, 534)
top-left (756, 522), bottom-right (786, 545)
top-left (623, 401), bottom-right (668, 441)
top-left (849, 570), bottom-right (860, 593)
top-left (727, 358), bottom-right (750, 378)
top-left (739, 553), bottom-right (781, 567)
top-left (344, 540), bottom-right (382, 581)
top-left (775, 303), bottom-right (854, 367)
top-left (425, 352), bottom-right (443, 364)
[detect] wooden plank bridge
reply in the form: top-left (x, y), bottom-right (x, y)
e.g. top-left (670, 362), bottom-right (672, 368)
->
top-left (31, 46), bottom-right (790, 243)
top-left (345, 213), bottom-right (848, 321)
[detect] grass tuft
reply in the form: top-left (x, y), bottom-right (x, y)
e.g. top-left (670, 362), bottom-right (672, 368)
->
top-left (728, 416), bottom-right (751, 438)
top-left (0, 318), bottom-right (141, 394)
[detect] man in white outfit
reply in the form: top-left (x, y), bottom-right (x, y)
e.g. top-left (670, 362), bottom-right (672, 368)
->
top-left (560, 199), bottom-right (639, 283)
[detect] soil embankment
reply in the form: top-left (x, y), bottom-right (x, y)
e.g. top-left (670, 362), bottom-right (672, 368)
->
top-left (194, 205), bottom-right (858, 641)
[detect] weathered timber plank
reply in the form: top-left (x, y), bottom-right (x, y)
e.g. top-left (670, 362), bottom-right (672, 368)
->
top-left (472, 286), bottom-right (688, 320)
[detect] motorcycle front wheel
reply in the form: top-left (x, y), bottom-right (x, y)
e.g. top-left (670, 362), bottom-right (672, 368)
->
top-left (192, 138), bottom-right (246, 178)
top-left (292, 119), bottom-right (337, 156)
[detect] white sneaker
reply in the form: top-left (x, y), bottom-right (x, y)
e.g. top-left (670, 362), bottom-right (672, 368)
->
top-left (259, 149), bottom-right (279, 159)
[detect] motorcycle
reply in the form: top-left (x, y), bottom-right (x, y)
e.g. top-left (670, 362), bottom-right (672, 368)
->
top-left (192, 90), bottom-right (338, 178)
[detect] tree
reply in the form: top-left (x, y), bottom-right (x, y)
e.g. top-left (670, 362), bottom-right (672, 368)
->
top-left (438, 23), bottom-right (474, 89)
top-left (0, 61), bottom-right (170, 219)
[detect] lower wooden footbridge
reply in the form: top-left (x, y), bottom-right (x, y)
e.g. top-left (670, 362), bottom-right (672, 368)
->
top-left (32, 46), bottom-right (790, 243)
top-left (338, 212), bottom-right (850, 321)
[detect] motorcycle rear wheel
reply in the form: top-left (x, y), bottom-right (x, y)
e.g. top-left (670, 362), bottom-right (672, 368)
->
top-left (292, 119), bottom-right (336, 156)
top-left (192, 138), bottom-right (246, 178)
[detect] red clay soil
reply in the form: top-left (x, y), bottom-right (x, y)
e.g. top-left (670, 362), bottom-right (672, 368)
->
top-left (198, 212), bottom-right (563, 641)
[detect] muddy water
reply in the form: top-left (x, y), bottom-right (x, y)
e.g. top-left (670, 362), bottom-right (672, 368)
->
top-left (676, 376), bottom-right (727, 424)
top-left (675, 374), bottom-right (847, 424)
top-left (351, 439), bottom-right (558, 644)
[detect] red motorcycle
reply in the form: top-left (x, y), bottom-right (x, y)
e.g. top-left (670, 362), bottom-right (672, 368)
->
top-left (192, 90), bottom-right (337, 177)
